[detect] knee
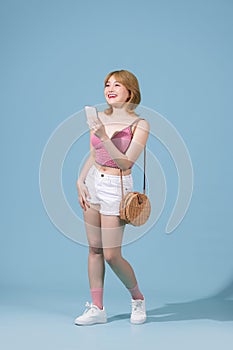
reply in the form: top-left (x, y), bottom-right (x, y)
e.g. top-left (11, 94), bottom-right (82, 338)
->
top-left (104, 251), bottom-right (121, 266)
top-left (89, 246), bottom-right (103, 256)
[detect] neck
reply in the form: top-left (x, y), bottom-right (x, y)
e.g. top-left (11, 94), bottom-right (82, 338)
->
top-left (110, 105), bottom-right (134, 118)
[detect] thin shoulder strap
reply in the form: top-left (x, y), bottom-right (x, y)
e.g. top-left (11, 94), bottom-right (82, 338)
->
top-left (131, 117), bottom-right (145, 136)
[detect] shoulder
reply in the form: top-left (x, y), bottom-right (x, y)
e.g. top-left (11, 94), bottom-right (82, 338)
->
top-left (134, 118), bottom-right (150, 133)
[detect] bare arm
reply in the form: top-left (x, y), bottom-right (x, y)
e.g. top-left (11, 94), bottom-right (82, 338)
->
top-left (77, 152), bottom-right (95, 184)
top-left (76, 133), bottom-right (95, 210)
top-left (94, 119), bottom-right (150, 171)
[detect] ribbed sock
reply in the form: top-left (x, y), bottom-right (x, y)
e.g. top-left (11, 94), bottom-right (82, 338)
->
top-left (128, 284), bottom-right (144, 300)
top-left (90, 288), bottom-right (103, 309)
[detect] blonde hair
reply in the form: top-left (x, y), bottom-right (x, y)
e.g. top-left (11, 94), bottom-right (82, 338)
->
top-left (104, 70), bottom-right (141, 115)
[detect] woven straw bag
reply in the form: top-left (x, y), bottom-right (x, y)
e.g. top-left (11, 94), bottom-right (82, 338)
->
top-left (119, 146), bottom-right (151, 226)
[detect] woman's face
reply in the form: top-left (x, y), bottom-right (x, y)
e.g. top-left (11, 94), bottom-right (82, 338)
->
top-left (104, 75), bottom-right (130, 107)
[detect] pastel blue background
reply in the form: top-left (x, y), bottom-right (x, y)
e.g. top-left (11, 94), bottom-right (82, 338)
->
top-left (1, 0), bottom-right (233, 349)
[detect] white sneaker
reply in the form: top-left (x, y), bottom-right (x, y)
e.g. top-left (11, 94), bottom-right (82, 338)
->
top-left (130, 299), bottom-right (147, 324)
top-left (74, 302), bottom-right (107, 326)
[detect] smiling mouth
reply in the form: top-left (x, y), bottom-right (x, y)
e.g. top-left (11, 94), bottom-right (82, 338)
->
top-left (108, 94), bottom-right (117, 98)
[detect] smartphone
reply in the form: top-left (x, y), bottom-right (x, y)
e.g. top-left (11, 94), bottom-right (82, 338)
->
top-left (84, 106), bottom-right (98, 128)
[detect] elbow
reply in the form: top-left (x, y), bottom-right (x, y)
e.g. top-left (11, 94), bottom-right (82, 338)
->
top-left (119, 160), bottom-right (134, 171)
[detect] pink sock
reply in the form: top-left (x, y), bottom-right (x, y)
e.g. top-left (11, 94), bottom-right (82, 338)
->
top-left (128, 284), bottom-right (144, 300)
top-left (90, 288), bottom-right (103, 309)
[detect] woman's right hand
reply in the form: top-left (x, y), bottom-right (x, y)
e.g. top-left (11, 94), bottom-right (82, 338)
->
top-left (76, 180), bottom-right (91, 211)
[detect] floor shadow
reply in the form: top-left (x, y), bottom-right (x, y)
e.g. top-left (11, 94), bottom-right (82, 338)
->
top-left (4, 278), bottom-right (233, 324)
top-left (109, 279), bottom-right (233, 324)
top-left (216, 278), bottom-right (233, 299)
top-left (146, 296), bottom-right (233, 323)
top-left (107, 313), bottom-right (130, 323)
top-left (108, 296), bottom-right (233, 324)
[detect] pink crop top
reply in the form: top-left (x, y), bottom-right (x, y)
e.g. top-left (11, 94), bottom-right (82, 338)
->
top-left (91, 125), bottom-right (134, 168)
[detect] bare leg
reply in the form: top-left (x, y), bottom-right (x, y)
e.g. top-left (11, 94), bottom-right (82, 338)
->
top-left (101, 215), bottom-right (137, 289)
top-left (83, 206), bottom-right (105, 289)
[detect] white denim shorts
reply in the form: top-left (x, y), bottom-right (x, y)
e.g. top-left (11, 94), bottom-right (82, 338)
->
top-left (84, 165), bottom-right (133, 216)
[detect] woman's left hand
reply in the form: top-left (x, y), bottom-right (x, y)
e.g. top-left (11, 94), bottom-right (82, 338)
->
top-left (92, 118), bottom-right (108, 141)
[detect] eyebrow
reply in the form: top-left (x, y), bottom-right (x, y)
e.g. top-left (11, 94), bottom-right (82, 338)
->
top-left (106, 80), bottom-right (121, 84)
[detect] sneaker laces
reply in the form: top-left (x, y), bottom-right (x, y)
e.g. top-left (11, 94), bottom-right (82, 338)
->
top-left (132, 300), bottom-right (144, 314)
top-left (84, 302), bottom-right (97, 314)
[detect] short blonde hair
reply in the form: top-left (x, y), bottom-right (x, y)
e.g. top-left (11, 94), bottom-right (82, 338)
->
top-left (104, 70), bottom-right (141, 115)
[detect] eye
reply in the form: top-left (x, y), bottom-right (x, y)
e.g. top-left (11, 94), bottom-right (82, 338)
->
top-left (115, 83), bottom-right (120, 87)
top-left (105, 83), bottom-right (110, 87)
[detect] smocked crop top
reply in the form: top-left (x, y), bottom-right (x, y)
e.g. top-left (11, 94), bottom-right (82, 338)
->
top-left (91, 125), bottom-right (134, 168)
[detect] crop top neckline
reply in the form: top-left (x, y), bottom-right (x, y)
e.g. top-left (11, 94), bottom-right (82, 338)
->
top-left (95, 124), bottom-right (133, 140)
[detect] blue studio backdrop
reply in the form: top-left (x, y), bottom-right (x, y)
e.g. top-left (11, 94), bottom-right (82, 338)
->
top-left (1, 0), bottom-right (233, 330)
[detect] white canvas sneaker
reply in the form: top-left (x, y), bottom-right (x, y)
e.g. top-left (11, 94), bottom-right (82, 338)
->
top-left (74, 302), bottom-right (107, 326)
top-left (130, 299), bottom-right (147, 324)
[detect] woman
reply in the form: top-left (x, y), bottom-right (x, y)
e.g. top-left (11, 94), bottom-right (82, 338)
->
top-left (75, 70), bottom-right (150, 325)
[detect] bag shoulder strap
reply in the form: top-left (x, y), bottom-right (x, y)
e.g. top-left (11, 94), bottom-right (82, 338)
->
top-left (120, 118), bottom-right (147, 198)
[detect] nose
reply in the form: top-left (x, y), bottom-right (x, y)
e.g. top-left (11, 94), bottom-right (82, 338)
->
top-left (107, 83), bottom-right (114, 92)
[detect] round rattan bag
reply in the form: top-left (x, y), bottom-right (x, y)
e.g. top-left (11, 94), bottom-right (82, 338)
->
top-left (119, 191), bottom-right (151, 226)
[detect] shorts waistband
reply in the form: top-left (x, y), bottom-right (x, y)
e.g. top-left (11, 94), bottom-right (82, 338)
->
top-left (93, 165), bottom-right (132, 179)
